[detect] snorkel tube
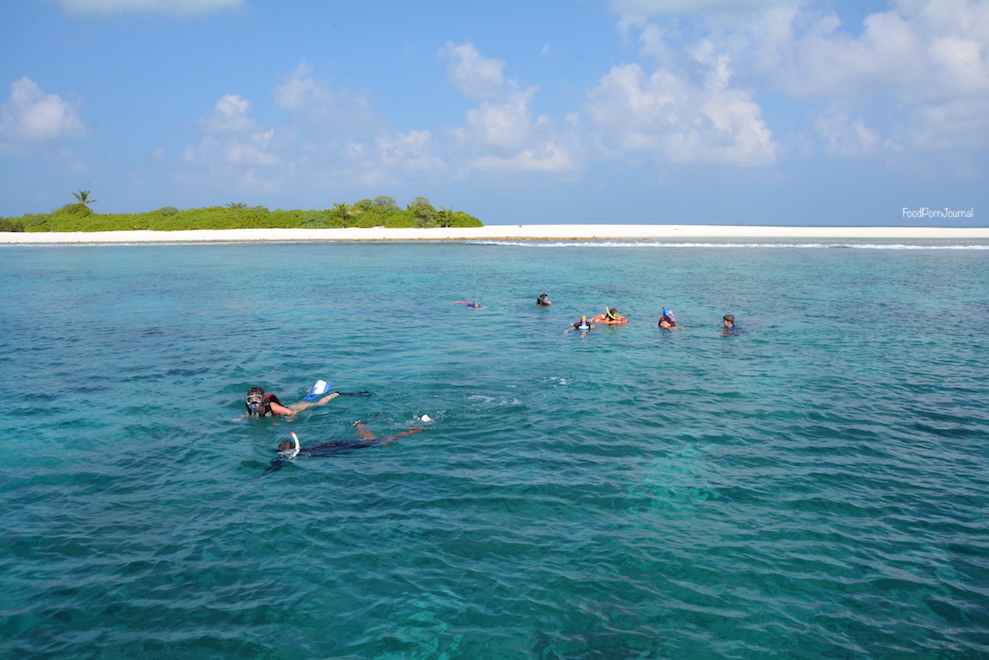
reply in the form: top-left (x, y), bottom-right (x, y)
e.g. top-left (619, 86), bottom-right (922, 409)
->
top-left (286, 432), bottom-right (301, 458)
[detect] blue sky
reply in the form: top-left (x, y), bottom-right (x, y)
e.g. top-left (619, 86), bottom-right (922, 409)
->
top-left (1, 0), bottom-right (986, 225)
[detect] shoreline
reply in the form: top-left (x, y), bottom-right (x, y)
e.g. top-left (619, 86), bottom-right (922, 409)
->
top-left (1, 224), bottom-right (988, 244)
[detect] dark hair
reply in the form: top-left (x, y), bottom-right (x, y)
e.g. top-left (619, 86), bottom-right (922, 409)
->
top-left (247, 386), bottom-right (264, 397)
top-left (723, 315), bottom-right (734, 323)
top-left (278, 440), bottom-right (294, 451)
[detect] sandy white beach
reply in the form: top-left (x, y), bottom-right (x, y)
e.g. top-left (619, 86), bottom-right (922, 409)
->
top-left (1, 224), bottom-right (987, 244)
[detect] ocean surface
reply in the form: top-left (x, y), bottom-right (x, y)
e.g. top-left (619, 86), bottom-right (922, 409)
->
top-left (1, 238), bottom-right (987, 660)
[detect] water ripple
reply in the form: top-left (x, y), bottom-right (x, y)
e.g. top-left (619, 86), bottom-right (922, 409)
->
top-left (1, 242), bottom-right (987, 659)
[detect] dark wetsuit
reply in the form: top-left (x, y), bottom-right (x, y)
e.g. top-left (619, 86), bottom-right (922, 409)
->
top-left (246, 393), bottom-right (283, 418)
top-left (263, 438), bottom-right (390, 475)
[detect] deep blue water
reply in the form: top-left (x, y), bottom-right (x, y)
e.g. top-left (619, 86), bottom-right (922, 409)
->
top-left (1, 239), bottom-right (988, 660)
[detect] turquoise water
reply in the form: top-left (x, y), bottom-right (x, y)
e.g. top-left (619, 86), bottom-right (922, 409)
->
top-left (1, 239), bottom-right (988, 660)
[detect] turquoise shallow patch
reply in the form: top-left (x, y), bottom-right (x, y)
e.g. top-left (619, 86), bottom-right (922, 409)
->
top-left (1, 240), bottom-right (987, 659)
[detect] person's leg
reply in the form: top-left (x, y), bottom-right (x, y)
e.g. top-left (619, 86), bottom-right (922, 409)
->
top-left (354, 423), bottom-right (423, 445)
top-left (379, 427), bottom-right (424, 445)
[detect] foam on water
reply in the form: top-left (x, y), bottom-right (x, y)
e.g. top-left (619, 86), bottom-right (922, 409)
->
top-left (1, 241), bottom-right (987, 659)
top-left (475, 239), bottom-right (989, 249)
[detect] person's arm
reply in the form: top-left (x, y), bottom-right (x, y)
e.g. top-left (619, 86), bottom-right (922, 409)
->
top-left (282, 392), bottom-right (341, 415)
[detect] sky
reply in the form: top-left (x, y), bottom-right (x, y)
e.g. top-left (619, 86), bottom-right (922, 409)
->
top-left (1, 0), bottom-right (987, 226)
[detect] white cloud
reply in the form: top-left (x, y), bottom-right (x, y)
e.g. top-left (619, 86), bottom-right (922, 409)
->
top-left (437, 41), bottom-right (579, 173)
top-left (439, 41), bottom-right (508, 100)
top-left (470, 142), bottom-right (576, 172)
top-left (223, 132), bottom-right (280, 166)
top-left (377, 130), bottom-right (444, 172)
top-left (455, 88), bottom-right (539, 150)
top-left (610, 0), bottom-right (794, 17)
top-left (0, 77), bottom-right (85, 142)
top-left (616, 0), bottom-right (989, 162)
top-left (187, 96), bottom-right (278, 166)
top-left (900, 97), bottom-right (989, 153)
top-left (756, 0), bottom-right (989, 155)
top-left (587, 62), bottom-right (777, 166)
top-left (183, 133), bottom-right (279, 167)
top-left (196, 94), bottom-right (257, 134)
top-left (237, 170), bottom-right (279, 194)
top-left (450, 87), bottom-right (578, 172)
top-left (813, 108), bottom-right (888, 158)
top-left (57, 0), bottom-right (241, 15)
top-left (273, 60), bottom-right (375, 133)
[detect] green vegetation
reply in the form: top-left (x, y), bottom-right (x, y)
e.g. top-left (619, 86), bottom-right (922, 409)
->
top-left (0, 195), bottom-right (483, 232)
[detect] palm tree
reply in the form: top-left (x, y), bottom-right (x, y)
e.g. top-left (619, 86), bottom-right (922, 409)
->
top-left (331, 202), bottom-right (351, 220)
top-left (72, 190), bottom-right (96, 205)
top-left (226, 202), bottom-right (248, 209)
top-left (437, 207), bottom-right (455, 227)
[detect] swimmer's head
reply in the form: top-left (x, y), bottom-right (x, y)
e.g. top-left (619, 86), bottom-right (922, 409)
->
top-left (723, 314), bottom-right (734, 325)
top-left (246, 386), bottom-right (264, 416)
top-left (278, 440), bottom-right (294, 451)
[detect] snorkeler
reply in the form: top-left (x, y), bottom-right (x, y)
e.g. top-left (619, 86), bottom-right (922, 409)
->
top-left (536, 292), bottom-right (552, 307)
top-left (591, 308), bottom-right (628, 324)
top-left (722, 314), bottom-right (742, 335)
top-left (262, 419), bottom-right (424, 475)
top-left (455, 299), bottom-right (482, 308)
top-left (564, 316), bottom-right (596, 333)
top-left (244, 386), bottom-right (340, 418)
top-left (658, 306), bottom-right (676, 328)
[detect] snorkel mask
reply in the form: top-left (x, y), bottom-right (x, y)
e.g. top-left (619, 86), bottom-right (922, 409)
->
top-left (245, 387), bottom-right (265, 418)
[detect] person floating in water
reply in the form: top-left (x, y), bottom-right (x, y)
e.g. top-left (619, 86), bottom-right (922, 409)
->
top-left (244, 386), bottom-right (340, 418)
top-left (591, 308), bottom-right (628, 324)
top-left (536, 292), bottom-right (552, 307)
top-left (262, 419), bottom-right (424, 475)
top-left (564, 315), bottom-right (595, 333)
top-left (722, 314), bottom-right (742, 335)
top-left (455, 299), bottom-right (482, 308)
top-left (658, 305), bottom-right (676, 328)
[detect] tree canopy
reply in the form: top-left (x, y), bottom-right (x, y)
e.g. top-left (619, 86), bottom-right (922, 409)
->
top-left (1, 195), bottom-right (483, 232)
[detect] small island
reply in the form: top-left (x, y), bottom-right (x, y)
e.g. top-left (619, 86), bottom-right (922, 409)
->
top-left (0, 194), bottom-right (483, 233)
